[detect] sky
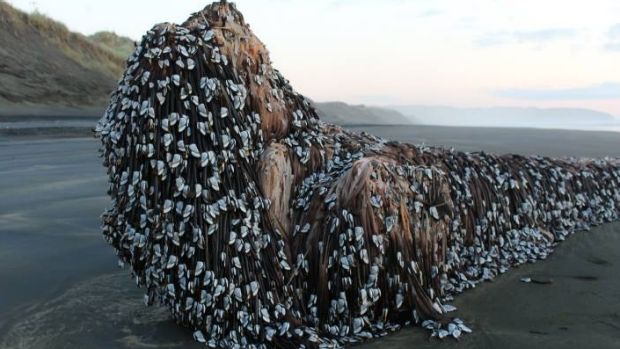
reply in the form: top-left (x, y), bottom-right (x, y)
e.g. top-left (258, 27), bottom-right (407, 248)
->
top-left (7, 0), bottom-right (620, 116)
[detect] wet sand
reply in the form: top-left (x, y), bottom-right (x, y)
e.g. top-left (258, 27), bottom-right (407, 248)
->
top-left (1, 126), bottom-right (619, 349)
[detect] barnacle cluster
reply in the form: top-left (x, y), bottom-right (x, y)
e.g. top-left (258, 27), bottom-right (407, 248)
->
top-left (96, 2), bottom-right (620, 347)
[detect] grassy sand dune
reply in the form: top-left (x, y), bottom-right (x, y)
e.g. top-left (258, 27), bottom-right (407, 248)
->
top-left (0, 2), bottom-right (133, 108)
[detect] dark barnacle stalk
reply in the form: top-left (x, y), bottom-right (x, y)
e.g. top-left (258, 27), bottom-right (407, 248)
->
top-left (95, 1), bottom-right (620, 347)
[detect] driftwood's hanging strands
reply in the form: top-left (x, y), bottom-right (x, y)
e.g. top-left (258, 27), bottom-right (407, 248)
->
top-left (96, 1), bottom-right (620, 347)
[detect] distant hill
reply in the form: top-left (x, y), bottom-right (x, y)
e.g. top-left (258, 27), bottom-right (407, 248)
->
top-left (0, 2), bottom-right (132, 110)
top-left (391, 105), bottom-right (618, 129)
top-left (315, 102), bottom-right (414, 125)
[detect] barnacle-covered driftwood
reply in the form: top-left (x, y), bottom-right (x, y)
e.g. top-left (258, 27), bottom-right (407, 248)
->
top-left (95, 1), bottom-right (620, 347)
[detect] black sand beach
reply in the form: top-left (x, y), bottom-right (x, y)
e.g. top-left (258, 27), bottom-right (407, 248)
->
top-left (1, 125), bottom-right (619, 349)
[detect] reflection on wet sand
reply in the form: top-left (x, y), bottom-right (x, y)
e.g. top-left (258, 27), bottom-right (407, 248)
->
top-left (0, 272), bottom-right (199, 349)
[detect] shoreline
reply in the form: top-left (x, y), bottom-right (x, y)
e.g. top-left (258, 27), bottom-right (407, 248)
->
top-left (0, 125), bottom-right (619, 349)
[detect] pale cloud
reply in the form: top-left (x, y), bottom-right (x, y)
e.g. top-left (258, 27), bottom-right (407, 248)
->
top-left (604, 42), bottom-right (620, 51)
top-left (476, 28), bottom-right (577, 47)
top-left (496, 82), bottom-right (620, 100)
top-left (416, 9), bottom-right (444, 18)
top-left (604, 23), bottom-right (620, 51)
top-left (608, 23), bottom-right (620, 39)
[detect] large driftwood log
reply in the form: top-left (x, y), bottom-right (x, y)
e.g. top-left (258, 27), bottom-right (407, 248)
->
top-left (96, 2), bottom-right (620, 347)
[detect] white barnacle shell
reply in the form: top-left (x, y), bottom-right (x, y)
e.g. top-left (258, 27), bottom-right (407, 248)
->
top-left (186, 58), bottom-right (195, 70)
top-left (163, 133), bottom-right (173, 147)
top-left (189, 144), bottom-right (200, 158)
top-left (198, 103), bottom-right (208, 117)
top-left (220, 107), bottom-right (229, 118)
top-left (163, 199), bottom-right (173, 213)
top-left (166, 255), bottom-right (177, 269)
top-left (170, 154), bottom-right (182, 168)
top-left (193, 330), bottom-right (206, 343)
top-left (203, 30), bottom-right (214, 42)
top-left (430, 206), bottom-right (440, 220)
top-left (200, 152), bottom-right (210, 167)
top-left (178, 115), bottom-right (189, 132)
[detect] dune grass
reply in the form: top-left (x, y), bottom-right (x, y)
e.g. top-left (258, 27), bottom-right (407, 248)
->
top-left (89, 31), bottom-right (135, 60)
top-left (0, 2), bottom-right (128, 78)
